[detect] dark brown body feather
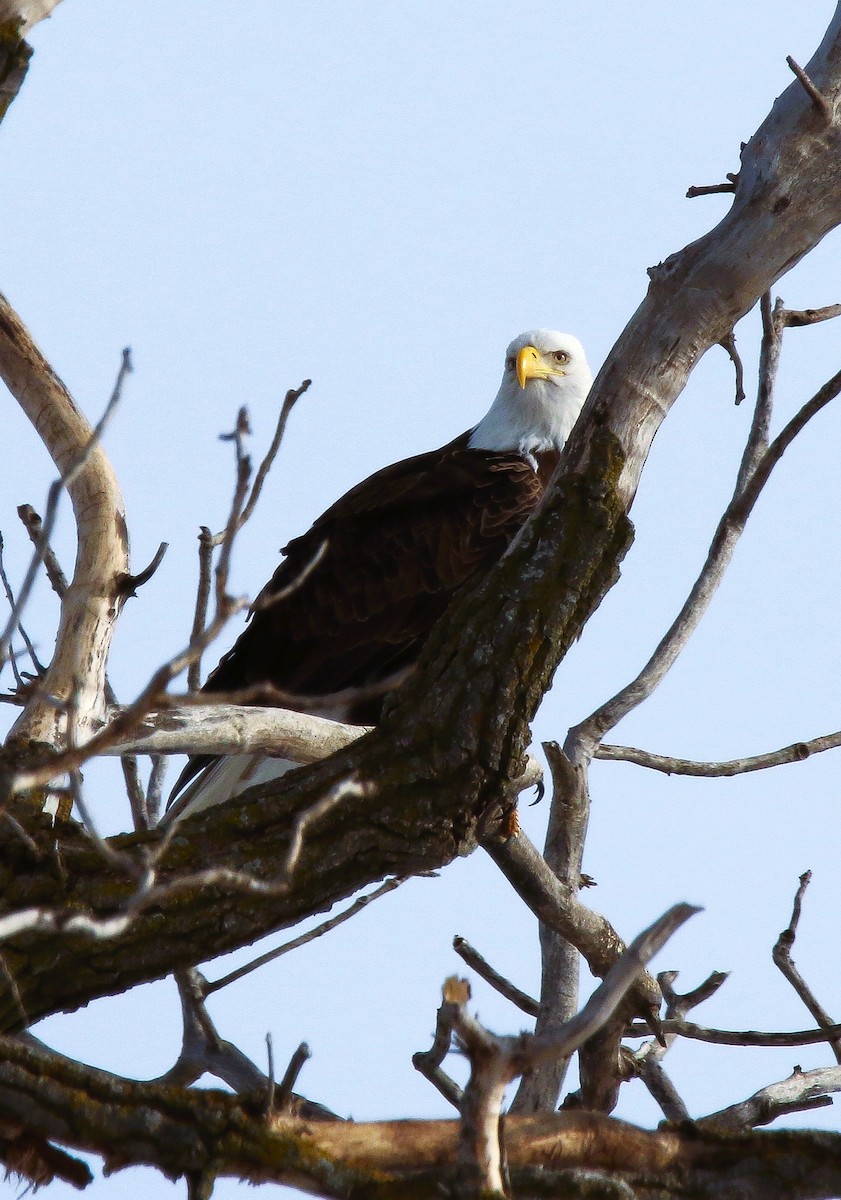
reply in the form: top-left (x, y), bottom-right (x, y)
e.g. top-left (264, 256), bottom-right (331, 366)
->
top-left (170, 432), bottom-right (557, 803)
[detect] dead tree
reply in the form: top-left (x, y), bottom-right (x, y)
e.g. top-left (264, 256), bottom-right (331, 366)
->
top-left (1, 3), bottom-right (841, 1196)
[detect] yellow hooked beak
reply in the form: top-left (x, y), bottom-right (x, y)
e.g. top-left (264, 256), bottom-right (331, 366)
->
top-left (516, 345), bottom-right (563, 389)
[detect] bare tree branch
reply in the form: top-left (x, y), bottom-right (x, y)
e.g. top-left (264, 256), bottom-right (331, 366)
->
top-left (120, 753), bottom-right (150, 831)
top-left (646, 1019), bottom-right (841, 1049)
top-left (686, 179), bottom-right (738, 198)
top-left (240, 379), bottom-right (311, 527)
top-left (452, 935), bottom-right (539, 1017)
top-left (187, 381), bottom-right (310, 689)
top-left (510, 741), bottom-right (591, 1113)
top-left (699, 1064), bottom-right (841, 1133)
top-left (206, 875), bottom-right (408, 996)
top-left (572, 329), bottom-right (841, 758)
top-left (0, 532), bottom-right (45, 684)
top-left (719, 331), bottom-right (746, 404)
top-left (596, 729), bottom-right (841, 777)
top-left (773, 871), bottom-right (841, 1064)
top-left (632, 969), bottom-right (729, 1123)
top-left (5, 1028), bottom-right (841, 1199)
top-left (150, 970), bottom-right (337, 1120)
top-left (427, 906), bottom-right (696, 1194)
top-left (108, 703), bottom-right (370, 763)
top-left (0, 318), bottom-right (130, 747)
top-left (786, 54), bottom-right (834, 124)
top-left (484, 830), bottom-right (662, 1019)
top-left (17, 502), bottom-right (69, 596)
top-left (522, 286), bottom-right (838, 1117)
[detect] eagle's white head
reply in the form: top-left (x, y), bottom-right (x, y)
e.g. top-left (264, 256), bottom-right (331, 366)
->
top-left (468, 329), bottom-right (592, 461)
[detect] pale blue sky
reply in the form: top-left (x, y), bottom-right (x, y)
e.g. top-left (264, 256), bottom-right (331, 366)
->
top-left (2, 4), bottom-right (841, 1197)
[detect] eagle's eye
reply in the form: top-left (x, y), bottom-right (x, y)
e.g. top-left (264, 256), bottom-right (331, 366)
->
top-left (505, 355), bottom-right (516, 370)
top-left (552, 350), bottom-right (569, 365)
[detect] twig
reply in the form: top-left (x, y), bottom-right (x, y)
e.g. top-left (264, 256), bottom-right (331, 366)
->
top-left (773, 871), bottom-right (841, 1064)
top-left (186, 382), bottom-right (309, 689)
top-left (596, 727), bottom-right (841, 777)
top-left (1, 811), bottom-right (40, 858)
top-left (120, 754), bottom-right (149, 831)
top-left (637, 1061), bottom-right (690, 1124)
top-left (719, 331), bottom-right (746, 404)
top-left (686, 180), bottom-right (738, 199)
top-left (452, 935), bottom-right (539, 1017)
top-left (187, 527), bottom-right (214, 692)
top-left (275, 1042), bottom-right (311, 1113)
top-left (214, 407), bottom-right (252, 616)
top-left (786, 55), bottom-right (833, 124)
top-left (628, 1018), bottom-right (841, 1048)
top-left (737, 291), bottom-right (779, 490)
top-left (206, 876), bottom-right (406, 995)
top-left (119, 541), bottom-right (168, 599)
top-left (0, 789), bottom-right (363, 945)
top-left (264, 1032), bottom-right (275, 1115)
top-left (658, 968), bottom-right (730, 1013)
top-left (249, 538), bottom-right (328, 612)
top-left (149, 971), bottom-right (337, 1118)
top-left (187, 406), bottom-right (253, 694)
top-left (65, 758), bottom-right (143, 881)
top-left (17, 504), bottom-right (68, 597)
top-left (7, 592), bottom-right (251, 796)
top-left (240, 379), bottom-right (311, 528)
top-left (0, 532), bottom-right (45, 682)
top-left (512, 741), bottom-right (591, 1113)
top-left (280, 778), bottom-right (368, 880)
top-left (632, 969), bottom-right (729, 1123)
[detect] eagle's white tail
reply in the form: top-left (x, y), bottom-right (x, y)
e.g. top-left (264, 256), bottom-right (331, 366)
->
top-left (164, 755), bottom-right (297, 824)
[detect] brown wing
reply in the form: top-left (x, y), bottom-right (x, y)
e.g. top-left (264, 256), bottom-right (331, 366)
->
top-left (169, 436), bottom-right (551, 805)
top-left (203, 438), bottom-right (548, 708)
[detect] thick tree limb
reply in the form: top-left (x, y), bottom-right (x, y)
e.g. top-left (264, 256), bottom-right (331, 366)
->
top-left (0, 297), bottom-right (129, 749)
top-left (103, 703), bottom-right (543, 790)
top-left (1, 1033), bottom-right (841, 1200)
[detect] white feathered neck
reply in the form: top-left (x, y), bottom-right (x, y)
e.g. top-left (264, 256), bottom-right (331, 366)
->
top-left (468, 329), bottom-right (592, 460)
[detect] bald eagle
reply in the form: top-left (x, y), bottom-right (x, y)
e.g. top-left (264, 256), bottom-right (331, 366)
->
top-left (166, 330), bottom-right (592, 821)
